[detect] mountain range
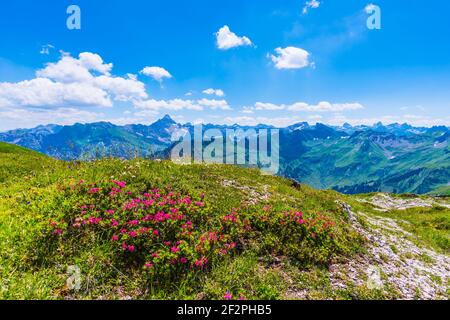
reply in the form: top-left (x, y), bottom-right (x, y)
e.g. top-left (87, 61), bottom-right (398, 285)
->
top-left (1, 115), bottom-right (449, 195)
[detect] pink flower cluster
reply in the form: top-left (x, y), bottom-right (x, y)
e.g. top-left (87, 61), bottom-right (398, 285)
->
top-left (49, 180), bottom-right (241, 278)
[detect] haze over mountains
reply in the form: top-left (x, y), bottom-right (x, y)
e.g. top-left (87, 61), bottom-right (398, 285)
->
top-left (1, 115), bottom-right (449, 195)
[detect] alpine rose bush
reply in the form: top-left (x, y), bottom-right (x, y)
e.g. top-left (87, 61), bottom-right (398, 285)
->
top-left (45, 180), bottom-right (241, 279)
top-left (43, 179), bottom-right (354, 281)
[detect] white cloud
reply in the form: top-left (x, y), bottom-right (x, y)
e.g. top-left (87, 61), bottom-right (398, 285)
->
top-left (37, 52), bottom-right (113, 83)
top-left (221, 116), bottom-right (304, 127)
top-left (215, 25), bottom-right (253, 50)
top-left (243, 101), bottom-right (364, 113)
top-left (93, 75), bottom-right (147, 101)
top-left (140, 66), bottom-right (172, 82)
top-left (0, 77), bottom-right (112, 108)
top-left (79, 52), bottom-right (113, 75)
top-left (241, 106), bottom-right (255, 114)
top-left (302, 0), bottom-right (321, 15)
top-left (270, 46), bottom-right (311, 69)
top-left (197, 98), bottom-right (231, 110)
top-left (0, 52), bottom-right (148, 110)
top-left (134, 98), bottom-right (231, 112)
top-left (254, 102), bottom-right (286, 111)
top-left (37, 55), bottom-right (94, 83)
top-left (134, 99), bottom-right (203, 111)
top-left (203, 88), bottom-right (225, 97)
top-left (0, 107), bottom-right (101, 131)
top-left (287, 101), bottom-right (364, 112)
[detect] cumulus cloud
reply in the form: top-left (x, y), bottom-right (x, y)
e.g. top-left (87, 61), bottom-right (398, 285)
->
top-left (134, 98), bottom-right (231, 112)
top-left (203, 88), bottom-right (225, 97)
top-left (0, 78), bottom-right (112, 108)
top-left (254, 102), bottom-right (286, 111)
top-left (0, 107), bottom-right (102, 131)
top-left (287, 101), bottom-right (364, 112)
top-left (270, 46), bottom-right (311, 69)
top-left (197, 98), bottom-right (231, 110)
top-left (302, 0), bottom-right (321, 14)
top-left (0, 52), bottom-right (148, 110)
top-left (92, 75), bottom-right (147, 102)
top-left (221, 116), bottom-right (304, 127)
top-left (243, 101), bottom-right (363, 113)
top-left (140, 66), bottom-right (172, 82)
top-left (134, 99), bottom-right (203, 111)
top-left (215, 25), bottom-right (253, 50)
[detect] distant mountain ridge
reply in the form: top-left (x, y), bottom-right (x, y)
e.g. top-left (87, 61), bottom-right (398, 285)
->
top-left (1, 115), bottom-right (449, 195)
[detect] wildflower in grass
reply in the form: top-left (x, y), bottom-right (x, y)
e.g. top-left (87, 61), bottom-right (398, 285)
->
top-left (153, 229), bottom-right (159, 236)
top-left (88, 188), bottom-right (101, 194)
top-left (179, 257), bottom-right (188, 264)
top-left (194, 256), bottom-right (208, 268)
top-left (128, 220), bottom-right (139, 226)
top-left (182, 221), bottom-right (193, 230)
top-left (223, 212), bottom-right (238, 223)
top-left (111, 235), bottom-right (119, 242)
top-left (111, 219), bottom-right (119, 227)
top-left (88, 217), bottom-right (102, 224)
top-left (224, 292), bottom-right (233, 300)
top-left (112, 180), bottom-right (127, 189)
top-left (151, 252), bottom-right (159, 258)
top-left (144, 262), bottom-right (153, 268)
top-left (143, 199), bottom-right (155, 207)
top-left (138, 227), bottom-right (148, 234)
top-left (171, 246), bottom-right (180, 254)
top-left (127, 245), bottom-right (136, 252)
top-left (106, 210), bottom-right (115, 215)
top-left (53, 229), bottom-right (63, 235)
top-left (128, 231), bottom-right (138, 238)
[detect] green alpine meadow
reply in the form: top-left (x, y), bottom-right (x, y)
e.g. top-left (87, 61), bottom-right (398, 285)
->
top-left (0, 142), bottom-right (448, 300)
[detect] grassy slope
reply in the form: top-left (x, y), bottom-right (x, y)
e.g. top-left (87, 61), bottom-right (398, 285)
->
top-left (0, 142), bottom-right (448, 300)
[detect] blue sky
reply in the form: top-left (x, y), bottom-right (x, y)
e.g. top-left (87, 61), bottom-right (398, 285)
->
top-left (0, 0), bottom-right (449, 130)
